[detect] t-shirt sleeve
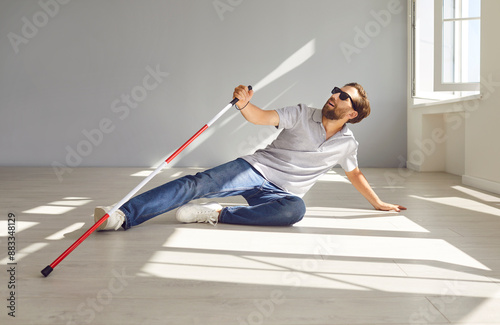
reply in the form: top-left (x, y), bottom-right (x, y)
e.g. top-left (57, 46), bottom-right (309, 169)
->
top-left (339, 141), bottom-right (359, 172)
top-left (275, 104), bottom-right (304, 129)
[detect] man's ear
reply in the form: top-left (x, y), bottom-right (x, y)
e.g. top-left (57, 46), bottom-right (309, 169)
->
top-left (349, 110), bottom-right (358, 120)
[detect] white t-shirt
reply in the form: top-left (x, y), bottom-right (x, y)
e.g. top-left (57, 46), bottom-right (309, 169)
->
top-left (241, 104), bottom-right (359, 197)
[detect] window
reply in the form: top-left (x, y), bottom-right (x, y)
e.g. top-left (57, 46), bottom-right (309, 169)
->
top-left (434, 0), bottom-right (481, 91)
top-left (411, 0), bottom-right (481, 102)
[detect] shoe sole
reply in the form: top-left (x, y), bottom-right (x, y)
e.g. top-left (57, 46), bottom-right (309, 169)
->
top-left (93, 207), bottom-right (108, 231)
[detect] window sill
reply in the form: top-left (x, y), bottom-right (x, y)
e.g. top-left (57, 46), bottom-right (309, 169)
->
top-left (411, 93), bottom-right (482, 113)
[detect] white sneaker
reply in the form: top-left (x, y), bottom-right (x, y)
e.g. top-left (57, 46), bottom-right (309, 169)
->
top-left (176, 202), bottom-right (222, 226)
top-left (93, 205), bottom-right (126, 231)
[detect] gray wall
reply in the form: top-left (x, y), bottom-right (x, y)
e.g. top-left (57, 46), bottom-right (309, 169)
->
top-left (0, 0), bottom-right (407, 175)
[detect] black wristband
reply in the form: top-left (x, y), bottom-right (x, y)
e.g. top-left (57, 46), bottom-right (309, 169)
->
top-left (235, 101), bottom-right (250, 111)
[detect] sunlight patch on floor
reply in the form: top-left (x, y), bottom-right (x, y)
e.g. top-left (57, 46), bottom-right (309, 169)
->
top-left (452, 185), bottom-right (500, 203)
top-left (160, 228), bottom-right (489, 271)
top-left (0, 220), bottom-right (38, 237)
top-left (130, 170), bottom-right (160, 177)
top-left (305, 206), bottom-right (392, 217)
top-left (299, 215), bottom-right (429, 233)
top-left (45, 222), bottom-right (85, 240)
top-left (22, 197), bottom-right (93, 215)
top-left (0, 242), bottom-right (48, 264)
top-left (411, 195), bottom-right (500, 216)
top-left (48, 200), bottom-right (92, 206)
top-left (136, 248), bottom-right (499, 297)
top-left (23, 205), bottom-right (76, 215)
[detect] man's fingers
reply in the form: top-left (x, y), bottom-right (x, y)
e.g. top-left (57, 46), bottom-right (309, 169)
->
top-left (393, 205), bottom-right (407, 212)
top-left (233, 85), bottom-right (253, 104)
top-left (377, 203), bottom-right (407, 212)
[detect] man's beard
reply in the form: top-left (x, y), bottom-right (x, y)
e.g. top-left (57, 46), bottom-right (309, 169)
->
top-left (322, 105), bottom-right (343, 120)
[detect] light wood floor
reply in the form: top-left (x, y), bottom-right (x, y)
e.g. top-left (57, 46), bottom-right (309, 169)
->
top-left (1, 167), bottom-right (500, 325)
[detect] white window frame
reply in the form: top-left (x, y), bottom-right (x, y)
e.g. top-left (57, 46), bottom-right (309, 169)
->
top-left (433, 0), bottom-right (480, 92)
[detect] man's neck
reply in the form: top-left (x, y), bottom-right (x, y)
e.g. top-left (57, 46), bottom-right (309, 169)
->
top-left (322, 117), bottom-right (346, 140)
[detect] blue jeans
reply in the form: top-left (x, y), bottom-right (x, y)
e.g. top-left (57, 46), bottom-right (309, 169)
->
top-left (120, 158), bottom-right (306, 229)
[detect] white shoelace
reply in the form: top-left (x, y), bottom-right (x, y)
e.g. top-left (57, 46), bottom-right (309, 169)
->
top-left (195, 211), bottom-right (218, 226)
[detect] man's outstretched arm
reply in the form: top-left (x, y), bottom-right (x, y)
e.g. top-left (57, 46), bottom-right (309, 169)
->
top-left (233, 85), bottom-right (280, 126)
top-left (345, 167), bottom-right (406, 212)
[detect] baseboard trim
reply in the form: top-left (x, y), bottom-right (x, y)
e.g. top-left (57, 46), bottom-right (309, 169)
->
top-left (462, 175), bottom-right (500, 196)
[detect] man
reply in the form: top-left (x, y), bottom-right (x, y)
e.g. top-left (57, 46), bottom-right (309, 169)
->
top-left (94, 83), bottom-right (406, 230)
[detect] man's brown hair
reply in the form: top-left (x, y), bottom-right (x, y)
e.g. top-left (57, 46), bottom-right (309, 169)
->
top-left (344, 82), bottom-right (370, 124)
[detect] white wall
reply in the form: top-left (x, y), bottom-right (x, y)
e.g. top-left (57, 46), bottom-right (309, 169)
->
top-left (406, 103), bottom-right (465, 174)
top-left (0, 0), bottom-right (407, 176)
top-left (463, 0), bottom-right (500, 193)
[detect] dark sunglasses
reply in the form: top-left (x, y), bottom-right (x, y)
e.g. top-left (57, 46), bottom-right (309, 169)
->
top-left (331, 87), bottom-right (356, 111)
